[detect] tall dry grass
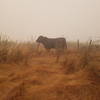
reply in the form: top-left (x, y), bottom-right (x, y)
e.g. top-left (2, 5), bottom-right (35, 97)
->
top-left (62, 41), bottom-right (100, 75)
top-left (0, 34), bottom-right (36, 64)
top-left (0, 34), bottom-right (100, 100)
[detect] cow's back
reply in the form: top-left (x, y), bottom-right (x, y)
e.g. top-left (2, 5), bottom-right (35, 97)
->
top-left (47, 38), bottom-right (67, 49)
top-left (36, 36), bottom-right (67, 50)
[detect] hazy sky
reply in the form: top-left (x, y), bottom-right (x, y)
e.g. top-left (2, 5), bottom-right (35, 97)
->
top-left (0, 0), bottom-right (100, 41)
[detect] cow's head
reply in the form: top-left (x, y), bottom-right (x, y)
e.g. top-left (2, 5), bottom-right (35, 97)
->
top-left (36, 36), bottom-right (43, 43)
top-left (36, 36), bottom-right (47, 43)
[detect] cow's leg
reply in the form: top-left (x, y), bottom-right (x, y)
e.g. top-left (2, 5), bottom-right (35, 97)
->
top-left (36, 43), bottom-right (43, 56)
top-left (56, 54), bottom-right (60, 63)
top-left (45, 49), bottom-right (50, 56)
top-left (50, 49), bottom-right (56, 56)
top-left (36, 43), bottom-right (40, 54)
top-left (56, 49), bottom-right (65, 63)
top-left (55, 49), bottom-right (62, 63)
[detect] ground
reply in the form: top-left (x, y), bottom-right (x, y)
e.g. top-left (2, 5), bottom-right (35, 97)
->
top-left (0, 52), bottom-right (100, 100)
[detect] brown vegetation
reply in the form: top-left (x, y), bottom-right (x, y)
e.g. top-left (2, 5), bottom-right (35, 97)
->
top-left (0, 35), bottom-right (100, 100)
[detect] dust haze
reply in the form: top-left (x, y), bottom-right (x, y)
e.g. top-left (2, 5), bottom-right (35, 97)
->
top-left (0, 1), bottom-right (100, 100)
top-left (0, 0), bottom-right (100, 41)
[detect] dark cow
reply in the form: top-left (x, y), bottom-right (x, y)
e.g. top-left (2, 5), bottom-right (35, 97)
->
top-left (36, 36), bottom-right (67, 50)
top-left (36, 36), bottom-right (67, 62)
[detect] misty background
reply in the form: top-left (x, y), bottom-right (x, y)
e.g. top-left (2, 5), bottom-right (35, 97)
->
top-left (0, 0), bottom-right (100, 42)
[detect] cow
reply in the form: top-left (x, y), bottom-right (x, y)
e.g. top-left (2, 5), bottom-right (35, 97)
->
top-left (36, 36), bottom-right (67, 62)
top-left (36, 36), bottom-right (67, 50)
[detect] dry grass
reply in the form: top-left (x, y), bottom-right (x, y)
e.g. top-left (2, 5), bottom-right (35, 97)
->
top-left (0, 35), bottom-right (100, 100)
top-left (0, 35), bottom-right (36, 64)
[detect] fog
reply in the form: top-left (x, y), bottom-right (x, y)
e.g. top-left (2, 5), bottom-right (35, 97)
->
top-left (0, 0), bottom-right (100, 41)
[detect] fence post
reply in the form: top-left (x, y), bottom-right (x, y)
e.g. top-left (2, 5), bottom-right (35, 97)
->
top-left (88, 40), bottom-right (92, 50)
top-left (77, 40), bottom-right (80, 50)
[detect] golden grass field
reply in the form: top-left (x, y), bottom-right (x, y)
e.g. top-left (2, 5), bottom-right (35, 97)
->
top-left (0, 35), bottom-right (100, 100)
